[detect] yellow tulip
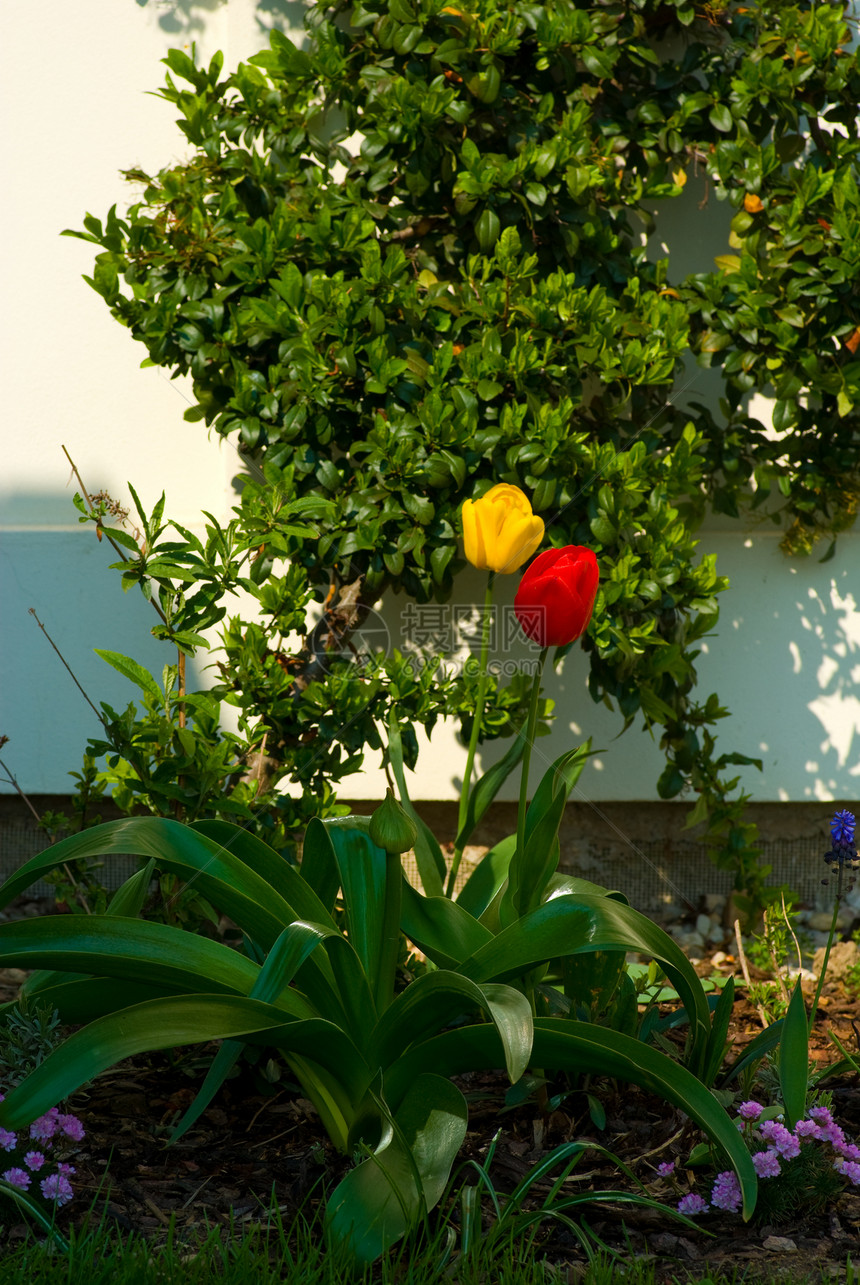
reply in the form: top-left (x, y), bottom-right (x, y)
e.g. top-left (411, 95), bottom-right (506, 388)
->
top-left (461, 484), bottom-right (545, 573)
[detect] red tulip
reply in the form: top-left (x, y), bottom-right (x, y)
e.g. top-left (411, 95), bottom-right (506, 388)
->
top-left (514, 546), bottom-right (599, 647)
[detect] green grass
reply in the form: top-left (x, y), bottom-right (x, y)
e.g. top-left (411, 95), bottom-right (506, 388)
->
top-left (0, 1197), bottom-right (853, 1285)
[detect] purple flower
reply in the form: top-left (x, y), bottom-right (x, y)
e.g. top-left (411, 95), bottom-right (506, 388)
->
top-left (56, 1163), bottom-right (76, 1177)
top-left (57, 1114), bottom-right (85, 1142)
top-left (0, 1129), bottom-right (17, 1152)
top-left (753, 1150), bottom-right (781, 1178)
top-left (23, 1151), bottom-right (45, 1172)
top-left (838, 1160), bottom-right (860, 1186)
top-left (760, 1120), bottom-right (800, 1156)
top-left (823, 1122), bottom-right (846, 1148)
top-left (737, 1101), bottom-right (764, 1121)
top-left (2, 1168), bottom-right (31, 1191)
top-left (677, 1193), bottom-right (709, 1215)
top-left (711, 1171), bottom-right (742, 1213)
top-left (831, 810), bottom-right (856, 845)
top-left (794, 1119), bottom-right (819, 1138)
top-left (657, 1160), bottom-right (676, 1177)
top-left (40, 1172), bottom-right (74, 1205)
top-left (29, 1108), bottom-right (59, 1143)
top-left (809, 1107), bottom-right (834, 1127)
top-left (836, 1142), bottom-right (860, 1162)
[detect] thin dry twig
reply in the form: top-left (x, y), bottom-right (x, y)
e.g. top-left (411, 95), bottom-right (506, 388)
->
top-left (734, 917), bottom-right (769, 1028)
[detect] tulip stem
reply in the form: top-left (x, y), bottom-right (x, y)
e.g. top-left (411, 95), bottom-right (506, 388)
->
top-left (448, 573), bottom-right (495, 897)
top-left (516, 647), bottom-right (549, 863)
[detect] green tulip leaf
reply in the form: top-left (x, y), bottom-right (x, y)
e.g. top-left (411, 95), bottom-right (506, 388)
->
top-left (387, 714), bottom-right (446, 898)
top-left (454, 728), bottom-right (528, 853)
top-left (524, 745), bottom-right (591, 847)
top-left (105, 857), bottom-right (157, 917)
top-left (499, 744), bottom-right (592, 928)
top-left (455, 834), bottom-right (516, 918)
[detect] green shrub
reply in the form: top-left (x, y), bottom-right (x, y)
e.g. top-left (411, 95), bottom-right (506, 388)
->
top-left (64, 0), bottom-right (860, 906)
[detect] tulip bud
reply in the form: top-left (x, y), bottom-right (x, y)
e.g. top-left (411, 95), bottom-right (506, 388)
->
top-left (369, 789), bottom-right (417, 855)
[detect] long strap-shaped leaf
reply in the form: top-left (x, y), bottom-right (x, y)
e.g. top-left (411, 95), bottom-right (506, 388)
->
top-left (371, 972), bottom-right (532, 1084)
top-left (326, 1072), bottom-right (468, 1265)
top-left (453, 727), bottom-right (528, 853)
top-left (384, 1019), bottom-right (757, 1220)
top-left (0, 916), bottom-right (263, 998)
top-left (499, 745), bottom-right (590, 929)
top-left (301, 817), bottom-right (341, 912)
top-left (6, 977), bottom-right (191, 1025)
top-left (320, 819), bottom-right (401, 1016)
top-left (169, 920), bottom-right (346, 1144)
top-left (22, 858), bottom-right (159, 1001)
top-left (779, 979), bottom-right (809, 1129)
top-left (455, 835), bottom-right (516, 919)
top-left (0, 819), bottom-right (300, 950)
top-left (0, 996), bottom-right (371, 1133)
top-left (387, 714), bottom-right (446, 898)
top-left (190, 819), bottom-right (341, 929)
top-left (400, 878), bottom-right (494, 970)
top-left (0, 817), bottom-right (355, 1024)
top-left (453, 894), bottom-right (712, 1074)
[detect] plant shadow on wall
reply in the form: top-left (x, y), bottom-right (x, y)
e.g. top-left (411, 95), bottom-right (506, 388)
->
top-left (700, 539), bottom-right (860, 804)
top-left (792, 580), bottom-right (860, 802)
top-left (133, 0), bottom-right (306, 41)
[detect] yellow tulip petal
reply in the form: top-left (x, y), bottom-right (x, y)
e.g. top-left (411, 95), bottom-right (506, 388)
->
top-left (494, 514), bottom-right (545, 573)
top-left (461, 499), bottom-right (487, 570)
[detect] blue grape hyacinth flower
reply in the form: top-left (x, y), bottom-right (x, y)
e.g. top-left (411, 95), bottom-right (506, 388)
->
top-left (831, 810), bottom-right (856, 847)
top-left (823, 809), bottom-right (859, 895)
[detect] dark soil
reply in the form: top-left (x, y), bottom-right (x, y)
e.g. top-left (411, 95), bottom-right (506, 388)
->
top-left (1, 896), bottom-right (859, 1282)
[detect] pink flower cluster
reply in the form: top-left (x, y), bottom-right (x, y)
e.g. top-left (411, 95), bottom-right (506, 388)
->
top-left (673, 1101), bottom-right (860, 1218)
top-left (0, 1094), bottom-right (84, 1208)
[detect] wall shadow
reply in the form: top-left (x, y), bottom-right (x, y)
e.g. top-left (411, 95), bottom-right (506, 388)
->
top-left (1, 493), bottom-right (207, 796)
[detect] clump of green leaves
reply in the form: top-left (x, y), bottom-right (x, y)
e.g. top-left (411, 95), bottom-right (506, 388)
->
top-left (0, 997), bottom-right (63, 1089)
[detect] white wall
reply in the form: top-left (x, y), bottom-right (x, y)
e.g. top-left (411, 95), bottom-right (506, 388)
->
top-left (1, 1), bottom-right (858, 806)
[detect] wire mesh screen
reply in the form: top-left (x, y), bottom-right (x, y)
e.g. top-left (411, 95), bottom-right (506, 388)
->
top-left (0, 812), bottom-right (136, 898)
top-left (0, 800), bottom-right (837, 912)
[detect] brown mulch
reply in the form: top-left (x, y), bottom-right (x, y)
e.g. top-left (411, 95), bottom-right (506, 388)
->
top-left (1, 897), bottom-right (859, 1281)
